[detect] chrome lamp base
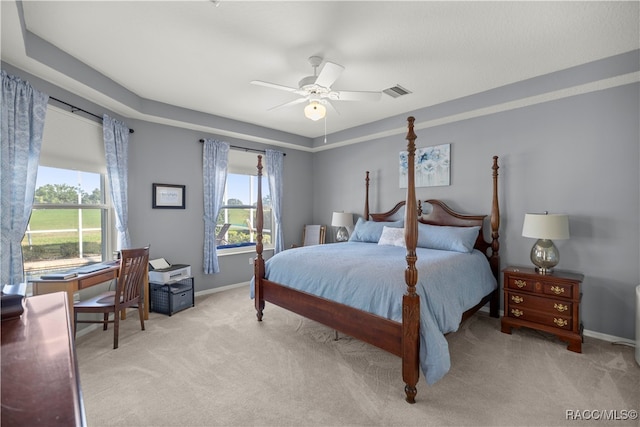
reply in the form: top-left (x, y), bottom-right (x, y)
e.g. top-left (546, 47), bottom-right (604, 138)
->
top-left (335, 227), bottom-right (349, 243)
top-left (530, 238), bottom-right (559, 274)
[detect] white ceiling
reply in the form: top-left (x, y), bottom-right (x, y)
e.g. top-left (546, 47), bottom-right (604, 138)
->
top-left (2, 1), bottom-right (639, 140)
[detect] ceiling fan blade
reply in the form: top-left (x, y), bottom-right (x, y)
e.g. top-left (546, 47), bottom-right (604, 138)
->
top-left (251, 80), bottom-right (298, 93)
top-left (267, 97), bottom-right (308, 111)
top-left (332, 90), bottom-right (382, 102)
top-left (314, 61), bottom-right (344, 88)
top-left (324, 100), bottom-right (340, 115)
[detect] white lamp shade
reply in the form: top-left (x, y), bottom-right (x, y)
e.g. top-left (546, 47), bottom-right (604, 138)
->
top-left (304, 101), bottom-right (326, 121)
top-left (331, 212), bottom-right (353, 228)
top-left (522, 213), bottom-right (570, 240)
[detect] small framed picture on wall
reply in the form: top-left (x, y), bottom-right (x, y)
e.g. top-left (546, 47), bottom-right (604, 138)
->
top-left (152, 183), bottom-right (185, 209)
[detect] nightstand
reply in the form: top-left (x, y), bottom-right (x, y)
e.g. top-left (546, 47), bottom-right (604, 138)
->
top-left (501, 266), bottom-right (584, 353)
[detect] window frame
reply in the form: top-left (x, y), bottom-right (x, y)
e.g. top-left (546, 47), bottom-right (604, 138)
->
top-left (24, 105), bottom-right (117, 276)
top-left (216, 150), bottom-right (274, 255)
top-left (23, 168), bottom-right (115, 276)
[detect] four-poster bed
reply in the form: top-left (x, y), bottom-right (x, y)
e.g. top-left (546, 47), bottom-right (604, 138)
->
top-left (252, 116), bottom-right (500, 403)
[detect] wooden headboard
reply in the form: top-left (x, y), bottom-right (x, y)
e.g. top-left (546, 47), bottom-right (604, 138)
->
top-left (363, 156), bottom-right (500, 281)
top-left (368, 199), bottom-right (489, 255)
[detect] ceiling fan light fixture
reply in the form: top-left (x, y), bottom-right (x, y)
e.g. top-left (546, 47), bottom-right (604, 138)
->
top-left (304, 101), bottom-right (326, 121)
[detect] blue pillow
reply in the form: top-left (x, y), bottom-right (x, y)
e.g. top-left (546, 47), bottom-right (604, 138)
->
top-left (417, 223), bottom-right (480, 253)
top-left (349, 218), bottom-right (404, 243)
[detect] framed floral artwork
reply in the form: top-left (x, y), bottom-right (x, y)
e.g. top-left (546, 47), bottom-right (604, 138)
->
top-left (399, 143), bottom-right (450, 188)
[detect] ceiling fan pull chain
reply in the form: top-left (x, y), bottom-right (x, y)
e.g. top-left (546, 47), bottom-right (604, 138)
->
top-left (324, 113), bottom-right (328, 144)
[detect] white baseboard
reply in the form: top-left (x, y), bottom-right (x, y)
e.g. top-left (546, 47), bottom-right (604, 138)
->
top-left (75, 282), bottom-right (251, 339)
top-left (194, 281), bottom-right (249, 297)
top-left (78, 284), bottom-right (637, 349)
top-left (583, 330), bottom-right (636, 347)
top-left (480, 306), bottom-right (636, 347)
top-left (210, 285), bottom-right (637, 346)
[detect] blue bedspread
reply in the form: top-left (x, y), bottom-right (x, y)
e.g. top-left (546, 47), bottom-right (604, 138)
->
top-left (251, 241), bottom-right (497, 384)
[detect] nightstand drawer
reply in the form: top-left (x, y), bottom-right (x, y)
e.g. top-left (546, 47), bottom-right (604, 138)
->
top-left (506, 276), bottom-right (535, 292)
top-left (541, 282), bottom-right (574, 299)
top-left (507, 291), bottom-right (573, 315)
top-left (507, 275), bottom-right (576, 300)
top-left (507, 307), bottom-right (572, 331)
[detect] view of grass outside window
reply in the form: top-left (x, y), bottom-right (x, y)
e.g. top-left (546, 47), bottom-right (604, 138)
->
top-left (217, 173), bottom-right (272, 249)
top-left (22, 166), bottom-right (108, 277)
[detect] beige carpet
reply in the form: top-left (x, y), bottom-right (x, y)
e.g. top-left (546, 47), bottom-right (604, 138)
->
top-left (75, 285), bottom-right (639, 427)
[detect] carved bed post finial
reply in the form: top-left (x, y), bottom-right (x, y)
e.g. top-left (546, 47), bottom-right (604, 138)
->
top-left (404, 116), bottom-right (418, 296)
top-left (255, 155), bottom-right (265, 320)
top-left (402, 116), bottom-right (419, 404)
top-left (364, 171), bottom-right (370, 219)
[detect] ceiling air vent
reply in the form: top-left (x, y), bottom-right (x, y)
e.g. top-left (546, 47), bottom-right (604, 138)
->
top-left (383, 85), bottom-right (412, 98)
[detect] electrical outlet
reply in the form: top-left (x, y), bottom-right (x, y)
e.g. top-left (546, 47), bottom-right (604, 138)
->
top-left (248, 257), bottom-right (254, 265)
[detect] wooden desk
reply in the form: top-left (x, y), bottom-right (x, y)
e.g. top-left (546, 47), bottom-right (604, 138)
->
top-left (30, 263), bottom-right (150, 327)
top-left (1, 292), bottom-right (87, 426)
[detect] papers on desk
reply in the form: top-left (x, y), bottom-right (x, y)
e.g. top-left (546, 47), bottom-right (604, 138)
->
top-left (149, 258), bottom-right (171, 270)
top-left (40, 272), bottom-right (78, 280)
top-left (148, 258), bottom-right (191, 284)
top-left (75, 263), bottom-right (110, 274)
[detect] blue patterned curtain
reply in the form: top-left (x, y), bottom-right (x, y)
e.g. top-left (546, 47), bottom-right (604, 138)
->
top-left (203, 139), bottom-right (229, 274)
top-left (103, 114), bottom-right (131, 249)
top-left (1, 71), bottom-right (48, 285)
top-left (266, 149), bottom-right (284, 254)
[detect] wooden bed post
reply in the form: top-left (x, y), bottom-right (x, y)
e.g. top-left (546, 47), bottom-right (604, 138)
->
top-left (364, 171), bottom-right (370, 219)
top-left (489, 156), bottom-right (500, 318)
top-left (254, 155), bottom-right (265, 321)
top-left (402, 117), bottom-right (420, 404)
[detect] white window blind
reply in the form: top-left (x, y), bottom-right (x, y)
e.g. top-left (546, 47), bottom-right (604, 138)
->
top-left (40, 105), bottom-right (105, 173)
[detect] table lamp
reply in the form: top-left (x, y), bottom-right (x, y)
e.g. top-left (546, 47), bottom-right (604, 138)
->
top-left (331, 212), bottom-right (353, 242)
top-left (522, 212), bottom-right (570, 274)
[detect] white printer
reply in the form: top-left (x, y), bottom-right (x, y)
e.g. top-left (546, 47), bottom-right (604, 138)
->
top-left (148, 258), bottom-right (191, 284)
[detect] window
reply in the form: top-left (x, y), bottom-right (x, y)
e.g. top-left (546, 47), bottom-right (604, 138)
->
top-left (216, 150), bottom-right (273, 251)
top-left (22, 166), bottom-right (110, 276)
top-left (216, 173), bottom-right (272, 250)
top-left (23, 105), bottom-right (114, 277)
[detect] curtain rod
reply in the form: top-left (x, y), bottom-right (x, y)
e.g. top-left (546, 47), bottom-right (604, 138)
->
top-left (198, 139), bottom-right (286, 156)
top-left (49, 96), bottom-right (135, 134)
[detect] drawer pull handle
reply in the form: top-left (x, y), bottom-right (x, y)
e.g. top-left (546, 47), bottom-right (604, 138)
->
top-left (511, 309), bottom-right (523, 318)
top-left (550, 286), bottom-right (565, 295)
top-left (514, 280), bottom-right (527, 288)
top-left (554, 303), bottom-right (568, 312)
top-left (511, 295), bottom-right (523, 304)
top-left (554, 318), bottom-right (568, 327)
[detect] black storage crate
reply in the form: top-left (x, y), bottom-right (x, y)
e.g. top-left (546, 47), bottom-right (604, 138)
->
top-left (149, 277), bottom-right (194, 316)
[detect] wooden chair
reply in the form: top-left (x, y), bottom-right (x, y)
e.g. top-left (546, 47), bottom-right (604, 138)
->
top-left (292, 225), bottom-right (326, 248)
top-left (74, 247), bottom-right (149, 349)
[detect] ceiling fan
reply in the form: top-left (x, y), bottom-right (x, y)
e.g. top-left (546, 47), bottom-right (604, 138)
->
top-left (251, 56), bottom-right (382, 121)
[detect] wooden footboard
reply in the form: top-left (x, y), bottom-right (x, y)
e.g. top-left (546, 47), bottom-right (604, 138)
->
top-left (253, 117), bottom-right (500, 404)
top-left (261, 279), bottom-right (403, 356)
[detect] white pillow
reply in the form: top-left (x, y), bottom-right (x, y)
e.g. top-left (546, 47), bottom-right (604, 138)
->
top-left (377, 226), bottom-right (406, 248)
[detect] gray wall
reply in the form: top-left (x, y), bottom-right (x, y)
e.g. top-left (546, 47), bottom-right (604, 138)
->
top-left (4, 56), bottom-right (639, 341)
top-left (312, 83), bottom-right (640, 341)
top-left (126, 118), bottom-right (314, 290)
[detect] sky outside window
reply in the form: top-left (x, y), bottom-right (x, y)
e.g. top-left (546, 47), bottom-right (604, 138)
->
top-left (36, 166), bottom-right (100, 194)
